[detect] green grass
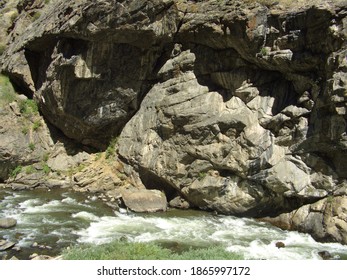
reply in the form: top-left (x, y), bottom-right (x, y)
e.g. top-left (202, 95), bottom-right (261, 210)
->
top-left (10, 165), bottom-right (22, 178)
top-left (19, 99), bottom-right (39, 116)
top-left (62, 241), bottom-right (243, 260)
top-left (198, 172), bottom-right (207, 180)
top-left (25, 165), bottom-right (36, 174)
top-left (42, 152), bottom-right (50, 162)
top-left (32, 120), bottom-right (42, 131)
top-left (0, 74), bottom-right (17, 107)
top-left (21, 126), bottom-right (29, 135)
top-left (42, 162), bottom-right (51, 175)
top-left (105, 137), bottom-right (118, 159)
top-left (28, 142), bottom-right (35, 151)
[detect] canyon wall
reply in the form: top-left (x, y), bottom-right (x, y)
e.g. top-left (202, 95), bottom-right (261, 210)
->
top-left (1, 0), bottom-right (347, 244)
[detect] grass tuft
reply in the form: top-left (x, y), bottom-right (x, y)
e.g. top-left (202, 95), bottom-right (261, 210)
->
top-left (105, 137), bottom-right (118, 159)
top-left (0, 74), bottom-right (16, 107)
top-left (19, 99), bottom-right (38, 116)
top-left (10, 165), bottom-right (22, 178)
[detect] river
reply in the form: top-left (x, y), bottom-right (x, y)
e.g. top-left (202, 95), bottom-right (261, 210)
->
top-left (1, 187), bottom-right (347, 260)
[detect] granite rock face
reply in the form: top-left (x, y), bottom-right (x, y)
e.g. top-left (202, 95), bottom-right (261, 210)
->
top-left (0, 100), bottom-right (53, 181)
top-left (1, 0), bottom-right (347, 243)
top-left (2, 0), bottom-right (178, 148)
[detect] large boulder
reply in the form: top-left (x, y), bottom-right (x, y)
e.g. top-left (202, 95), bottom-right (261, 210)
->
top-left (261, 195), bottom-right (347, 245)
top-left (114, 1), bottom-right (347, 220)
top-left (122, 189), bottom-right (167, 213)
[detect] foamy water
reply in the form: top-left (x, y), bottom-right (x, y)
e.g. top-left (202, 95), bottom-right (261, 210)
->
top-left (1, 188), bottom-right (347, 260)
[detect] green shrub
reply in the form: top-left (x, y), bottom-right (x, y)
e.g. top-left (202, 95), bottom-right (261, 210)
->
top-left (105, 137), bottom-right (118, 159)
top-left (21, 126), bottom-right (29, 135)
top-left (94, 152), bottom-right (102, 161)
top-left (42, 153), bottom-right (50, 162)
top-left (28, 142), bottom-right (35, 151)
top-left (10, 165), bottom-right (22, 178)
top-left (42, 162), bottom-right (51, 175)
top-left (19, 99), bottom-right (38, 116)
top-left (0, 74), bottom-right (16, 107)
top-left (260, 47), bottom-right (268, 57)
top-left (198, 172), bottom-right (206, 180)
top-left (25, 165), bottom-right (36, 174)
top-left (63, 241), bottom-right (172, 260)
top-left (62, 241), bottom-right (244, 260)
top-left (32, 120), bottom-right (42, 131)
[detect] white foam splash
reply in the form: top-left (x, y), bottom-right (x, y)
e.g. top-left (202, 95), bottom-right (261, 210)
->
top-left (75, 213), bottom-right (347, 260)
top-left (72, 211), bottom-right (99, 222)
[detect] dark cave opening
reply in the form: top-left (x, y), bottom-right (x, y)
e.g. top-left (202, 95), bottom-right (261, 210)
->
top-left (138, 167), bottom-right (180, 202)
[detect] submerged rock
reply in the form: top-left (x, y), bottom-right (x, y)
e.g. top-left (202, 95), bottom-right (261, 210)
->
top-left (318, 251), bottom-right (333, 260)
top-left (275, 242), bottom-right (285, 249)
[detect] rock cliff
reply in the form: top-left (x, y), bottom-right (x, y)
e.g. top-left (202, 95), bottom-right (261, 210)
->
top-left (1, 0), bottom-right (347, 244)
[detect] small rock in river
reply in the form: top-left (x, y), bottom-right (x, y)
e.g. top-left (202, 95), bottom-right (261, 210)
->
top-left (318, 251), bottom-right (332, 260)
top-left (275, 241), bottom-right (285, 249)
top-left (0, 241), bottom-right (16, 251)
top-left (12, 246), bottom-right (21, 252)
top-left (0, 218), bottom-right (17, 229)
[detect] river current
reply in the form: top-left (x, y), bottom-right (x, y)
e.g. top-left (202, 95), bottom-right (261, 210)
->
top-left (1, 188), bottom-right (347, 260)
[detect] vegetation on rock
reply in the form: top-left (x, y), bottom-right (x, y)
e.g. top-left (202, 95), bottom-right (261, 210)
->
top-left (0, 74), bottom-right (16, 107)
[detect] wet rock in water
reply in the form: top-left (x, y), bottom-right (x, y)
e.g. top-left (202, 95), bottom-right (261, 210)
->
top-left (12, 246), bottom-right (21, 252)
top-left (0, 218), bottom-right (17, 228)
top-left (9, 256), bottom-right (19, 260)
top-left (31, 242), bottom-right (38, 248)
top-left (122, 189), bottom-right (167, 213)
top-left (318, 251), bottom-right (332, 260)
top-left (275, 242), bottom-right (285, 249)
top-left (169, 196), bottom-right (190, 209)
top-left (0, 241), bottom-right (16, 251)
top-left (261, 196), bottom-right (347, 245)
